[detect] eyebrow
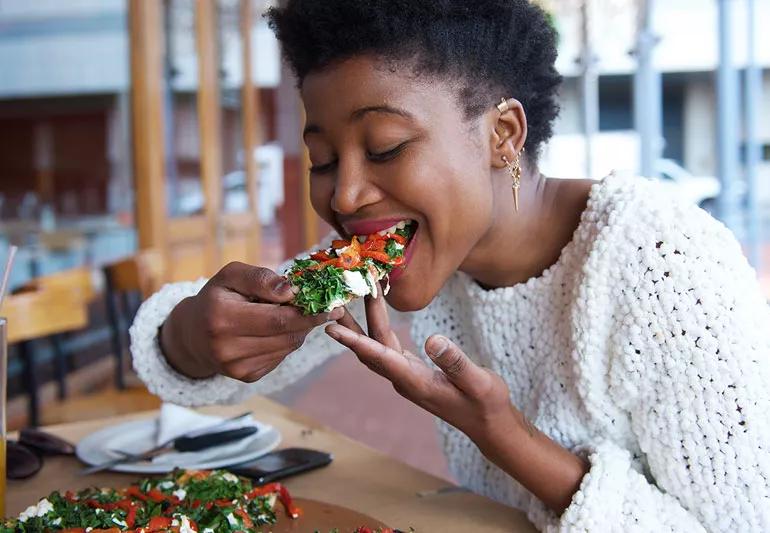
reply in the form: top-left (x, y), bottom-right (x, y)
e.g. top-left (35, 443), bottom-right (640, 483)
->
top-left (303, 104), bottom-right (414, 138)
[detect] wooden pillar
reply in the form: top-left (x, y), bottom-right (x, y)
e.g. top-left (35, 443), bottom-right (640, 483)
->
top-left (195, 0), bottom-right (223, 273)
top-left (241, 0), bottom-right (262, 264)
top-left (128, 0), bottom-right (167, 253)
top-left (300, 105), bottom-right (318, 248)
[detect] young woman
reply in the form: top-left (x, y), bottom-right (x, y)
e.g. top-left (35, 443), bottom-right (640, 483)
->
top-left (130, 1), bottom-right (770, 530)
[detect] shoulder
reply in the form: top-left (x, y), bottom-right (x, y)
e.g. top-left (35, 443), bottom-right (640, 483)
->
top-left (586, 174), bottom-right (747, 279)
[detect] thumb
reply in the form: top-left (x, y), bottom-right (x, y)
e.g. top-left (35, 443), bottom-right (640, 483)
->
top-left (217, 262), bottom-right (295, 303)
top-left (425, 335), bottom-right (485, 395)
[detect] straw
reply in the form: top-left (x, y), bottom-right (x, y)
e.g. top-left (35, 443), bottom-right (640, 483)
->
top-left (0, 245), bottom-right (18, 312)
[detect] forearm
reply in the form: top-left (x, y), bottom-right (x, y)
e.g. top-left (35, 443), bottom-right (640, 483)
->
top-left (478, 406), bottom-right (589, 514)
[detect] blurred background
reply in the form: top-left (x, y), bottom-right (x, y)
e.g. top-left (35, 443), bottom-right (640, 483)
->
top-left (0, 0), bottom-right (767, 481)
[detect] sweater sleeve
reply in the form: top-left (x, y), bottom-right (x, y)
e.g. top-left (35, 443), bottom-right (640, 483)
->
top-left (537, 196), bottom-right (770, 531)
top-left (129, 235), bottom-right (366, 407)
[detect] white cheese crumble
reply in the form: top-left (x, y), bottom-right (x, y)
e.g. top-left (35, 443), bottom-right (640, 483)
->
top-left (325, 296), bottom-right (349, 312)
top-left (226, 512), bottom-right (239, 527)
top-left (343, 270), bottom-right (372, 297)
top-left (179, 516), bottom-right (196, 533)
top-left (172, 488), bottom-right (187, 501)
top-left (365, 270), bottom-right (379, 298)
top-left (19, 499), bottom-right (54, 522)
top-left (267, 493), bottom-right (278, 508)
top-left (112, 518), bottom-right (128, 528)
top-left (222, 472), bottom-right (240, 483)
top-left (159, 481), bottom-right (175, 490)
top-left (393, 242), bottom-right (405, 250)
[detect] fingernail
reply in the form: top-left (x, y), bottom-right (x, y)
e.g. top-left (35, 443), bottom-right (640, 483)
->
top-left (326, 326), bottom-right (342, 341)
top-left (329, 307), bottom-right (345, 320)
top-left (427, 336), bottom-right (448, 358)
top-left (274, 279), bottom-right (291, 294)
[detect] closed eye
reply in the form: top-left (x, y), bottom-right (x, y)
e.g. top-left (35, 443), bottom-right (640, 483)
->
top-left (309, 160), bottom-right (337, 174)
top-left (367, 141), bottom-right (409, 163)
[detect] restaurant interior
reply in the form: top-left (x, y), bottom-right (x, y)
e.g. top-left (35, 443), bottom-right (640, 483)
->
top-left (1, 0), bottom-right (768, 530)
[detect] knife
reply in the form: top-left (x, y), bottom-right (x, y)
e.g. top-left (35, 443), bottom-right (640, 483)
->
top-left (80, 412), bottom-right (256, 475)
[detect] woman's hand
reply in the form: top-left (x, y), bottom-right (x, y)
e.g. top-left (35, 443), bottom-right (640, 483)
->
top-left (160, 261), bottom-right (344, 381)
top-left (326, 289), bottom-right (517, 449)
top-left (327, 288), bottom-right (589, 514)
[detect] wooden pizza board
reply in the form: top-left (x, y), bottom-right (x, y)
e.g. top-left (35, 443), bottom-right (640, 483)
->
top-left (272, 497), bottom-right (390, 532)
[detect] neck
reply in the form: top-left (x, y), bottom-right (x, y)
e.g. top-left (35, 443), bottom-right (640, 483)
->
top-left (461, 169), bottom-right (588, 289)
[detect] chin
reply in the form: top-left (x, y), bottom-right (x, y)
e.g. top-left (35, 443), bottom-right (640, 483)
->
top-left (383, 276), bottom-right (438, 312)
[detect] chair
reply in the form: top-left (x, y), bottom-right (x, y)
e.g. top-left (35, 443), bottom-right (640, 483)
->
top-left (4, 286), bottom-right (89, 426)
top-left (102, 249), bottom-right (165, 389)
top-left (17, 267), bottom-right (98, 400)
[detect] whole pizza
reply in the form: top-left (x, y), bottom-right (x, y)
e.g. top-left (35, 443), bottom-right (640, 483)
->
top-left (1, 469), bottom-right (400, 533)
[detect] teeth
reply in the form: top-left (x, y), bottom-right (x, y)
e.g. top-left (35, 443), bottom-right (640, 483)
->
top-left (377, 220), bottom-right (410, 236)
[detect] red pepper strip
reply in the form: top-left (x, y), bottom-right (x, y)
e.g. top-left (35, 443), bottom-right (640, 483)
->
top-left (125, 503), bottom-right (138, 528)
top-left (331, 239), bottom-right (349, 249)
top-left (235, 508), bottom-right (255, 528)
top-left (214, 497), bottom-right (234, 507)
top-left (147, 516), bottom-right (173, 530)
top-left (360, 250), bottom-right (391, 263)
top-left (125, 486), bottom-right (148, 501)
top-left (348, 236), bottom-right (362, 253)
top-left (191, 499), bottom-right (202, 508)
top-left (309, 256), bottom-right (361, 271)
top-left (310, 250), bottom-right (331, 261)
top-left (390, 256), bottom-right (405, 267)
top-left (246, 482), bottom-right (301, 519)
top-left (147, 488), bottom-right (177, 503)
top-left (387, 233), bottom-right (407, 245)
top-left (362, 239), bottom-right (386, 252)
top-left (60, 529), bottom-right (87, 533)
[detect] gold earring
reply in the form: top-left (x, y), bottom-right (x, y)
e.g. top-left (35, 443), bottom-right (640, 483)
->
top-left (502, 150), bottom-right (523, 212)
top-left (497, 98), bottom-right (510, 114)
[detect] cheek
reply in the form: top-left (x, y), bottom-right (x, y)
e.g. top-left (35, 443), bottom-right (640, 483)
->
top-left (309, 177), bottom-right (335, 225)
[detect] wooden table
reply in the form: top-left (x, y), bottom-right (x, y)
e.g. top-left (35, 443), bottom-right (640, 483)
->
top-left (7, 395), bottom-right (537, 532)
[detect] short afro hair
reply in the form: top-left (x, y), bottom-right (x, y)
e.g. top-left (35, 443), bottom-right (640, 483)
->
top-left (266, 0), bottom-right (562, 159)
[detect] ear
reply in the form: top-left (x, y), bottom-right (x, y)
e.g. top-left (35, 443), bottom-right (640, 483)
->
top-left (489, 98), bottom-right (528, 169)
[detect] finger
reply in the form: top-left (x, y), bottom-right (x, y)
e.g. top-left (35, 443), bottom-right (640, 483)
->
top-left (337, 307), bottom-right (366, 335)
top-left (227, 301), bottom-right (344, 336)
top-left (326, 324), bottom-right (427, 387)
top-left (221, 349), bottom-right (289, 382)
top-left (211, 332), bottom-right (309, 364)
top-left (425, 335), bottom-right (488, 396)
top-left (364, 284), bottom-right (401, 351)
top-left (216, 262), bottom-right (294, 303)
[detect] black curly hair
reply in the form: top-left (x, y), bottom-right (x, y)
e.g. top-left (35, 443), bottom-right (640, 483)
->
top-left (266, 0), bottom-right (562, 159)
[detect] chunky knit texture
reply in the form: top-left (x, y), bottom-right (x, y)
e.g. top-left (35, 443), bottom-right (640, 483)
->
top-left (130, 175), bottom-right (770, 531)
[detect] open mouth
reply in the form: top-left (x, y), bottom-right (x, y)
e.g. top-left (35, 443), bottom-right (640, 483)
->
top-left (285, 220), bottom-right (418, 314)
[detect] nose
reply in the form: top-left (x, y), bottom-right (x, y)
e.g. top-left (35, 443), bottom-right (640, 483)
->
top-left (330, 157), bottom-right (383, 215)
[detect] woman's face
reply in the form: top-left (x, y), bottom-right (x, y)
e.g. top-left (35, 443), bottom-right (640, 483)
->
top-left (301, 56), bottom-right (499, 311)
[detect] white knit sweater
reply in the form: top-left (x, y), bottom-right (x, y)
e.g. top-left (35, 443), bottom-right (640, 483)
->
top-left (130, 175), bottom-right (770, 531)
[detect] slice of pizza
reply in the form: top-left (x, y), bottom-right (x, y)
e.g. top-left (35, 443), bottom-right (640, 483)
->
top-left (286, 220), bottom-right (415, 315)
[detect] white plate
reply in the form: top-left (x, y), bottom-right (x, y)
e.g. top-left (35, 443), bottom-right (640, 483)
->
top-left (77, 418), bottom-right (281, 474)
